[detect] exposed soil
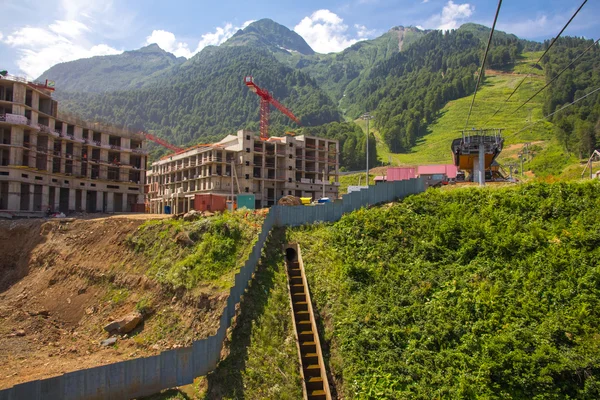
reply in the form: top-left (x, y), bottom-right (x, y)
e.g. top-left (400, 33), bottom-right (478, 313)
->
top-left (0, 215), bottom-right (228, 389)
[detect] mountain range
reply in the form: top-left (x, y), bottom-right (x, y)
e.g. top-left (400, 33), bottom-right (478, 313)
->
top-left (37, 19), bottom-right (600, 170)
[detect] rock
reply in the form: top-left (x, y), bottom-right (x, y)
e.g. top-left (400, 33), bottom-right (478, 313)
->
top-left (103, 321), bottom-right (121, 333)
top-left (151, 344), bottom-right (160, 351)
top-left (104, 312), bottom-right (143, 334)
top-left (118, 312), bottom-right (143, 334)
top-left (100, 337), bottom-right (117, 347)
top-left (85, 306), bottom-right (97, 315)
top-left (28, 309), bottom-right (50, 317)
top-left (77, 287), bottom-right (87, 295)
top-left (204, 211), bottom-right (214, 217)
top-left (183, 209), bottom-right (201, 221)
top-left (175, 231), bottom-right (194, 247)
top-left (66, 298), bottom-right (71, 304)
top-left (13, 329), bottom-right (26, 337)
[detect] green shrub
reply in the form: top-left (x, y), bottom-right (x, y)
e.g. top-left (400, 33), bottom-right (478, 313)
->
top-left (291, 181), bottom-right (600, 399)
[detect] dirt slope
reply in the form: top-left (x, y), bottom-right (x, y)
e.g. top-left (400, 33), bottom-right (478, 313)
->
top-left (0, 216), bottom-right (228, 389)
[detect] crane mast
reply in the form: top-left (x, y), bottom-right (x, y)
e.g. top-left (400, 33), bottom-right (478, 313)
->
top-left (244, 76), bottom-right (300, 140)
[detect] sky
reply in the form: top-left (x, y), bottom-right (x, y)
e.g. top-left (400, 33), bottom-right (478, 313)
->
top-left (1, 0), bottom-right (598, 79)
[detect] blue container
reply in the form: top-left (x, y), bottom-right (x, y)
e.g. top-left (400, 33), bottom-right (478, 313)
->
top-left (164, 205), bottom-right (171, 214)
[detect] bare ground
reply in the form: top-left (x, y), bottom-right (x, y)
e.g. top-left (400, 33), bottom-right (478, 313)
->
top-left (0, 216), bottom-right (227, 389)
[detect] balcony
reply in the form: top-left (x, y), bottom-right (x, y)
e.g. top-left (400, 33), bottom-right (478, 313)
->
top-left (132, 147), bottom-right (148, 154)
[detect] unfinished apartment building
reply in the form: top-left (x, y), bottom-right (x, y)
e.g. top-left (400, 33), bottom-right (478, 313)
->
top-left (0, 76), bottom-right (148, 215)
top-left (146, 130), bottom-right (339, 213)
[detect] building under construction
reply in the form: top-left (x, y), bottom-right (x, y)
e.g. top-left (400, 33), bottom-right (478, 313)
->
top-left (146, 130), bottom-right (339, 213)
top-left (0, 75), bottom-right (148, 215)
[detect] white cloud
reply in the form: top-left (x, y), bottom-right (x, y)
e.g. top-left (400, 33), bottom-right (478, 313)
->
top-left (48, 20), bottom-right (90, 38)
top-left (145, 30), bottom-right (193, 58)
top-left (0, 32), bottom-right (3, 41)
top-left (422, 0), bottom-right (430, 3)
top-left (425, 1), bottom-right (474, 31)
top-left (4, 1), bottom-right (127, 79)
top-left (355, 24), bottom-right (377, 39)
top-left (294, 9), bottom-right (369, 53)
top-left (145, 20), bottom-right (255, 59)
top-left (6, 20), bottom-right (121, 79)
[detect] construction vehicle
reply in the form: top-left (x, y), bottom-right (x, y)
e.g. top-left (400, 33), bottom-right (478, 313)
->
top-left (244, 76), bottom-right (301, 141)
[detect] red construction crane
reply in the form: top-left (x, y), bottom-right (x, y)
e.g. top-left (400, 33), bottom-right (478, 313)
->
top-left (141, 132), bottom-right (183, 153)
top-left (244, 76), bottom-right (301, 141)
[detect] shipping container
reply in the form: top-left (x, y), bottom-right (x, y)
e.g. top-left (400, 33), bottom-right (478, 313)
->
top-left (387, 167), bottom-right (417, 181)
top-left (193, 194), bottom-right (227, 212)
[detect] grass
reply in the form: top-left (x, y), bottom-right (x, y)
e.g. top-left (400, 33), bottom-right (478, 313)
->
top-left (126, 211), bottom-right (264, 291)
top-left (289, 181), bottom-right (600, 398)
top-left (352, 52), bottom-right (583, 178)
top-left (338, 173), bottom-right (377, 195)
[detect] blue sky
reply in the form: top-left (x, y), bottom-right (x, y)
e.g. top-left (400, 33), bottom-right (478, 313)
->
top-left (1, 0), bottom-right (598, 79)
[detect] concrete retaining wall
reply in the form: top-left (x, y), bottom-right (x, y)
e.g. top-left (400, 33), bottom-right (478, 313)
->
top-left (0, 178), bottom-right (423, 400)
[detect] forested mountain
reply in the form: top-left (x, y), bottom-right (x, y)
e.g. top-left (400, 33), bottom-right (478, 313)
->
top-left (542, 37), bottom-right (600, 158)
top-left (38, 44), bottom-right (185, 93)
top-left (58, 45), bottom-right (343, 145)
top-left (36, 18), bottom-right (600, 169)
top-left (291, 26), bottom-right (426, 103)
top-left (343, 27), bottom-right (523, 151)
top-left (222, 18), bottom-right (315, 55)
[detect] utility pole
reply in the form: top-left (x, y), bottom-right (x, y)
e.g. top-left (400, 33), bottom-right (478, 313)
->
top-left (361, 113), bottom-right (374, 186)
top-left (322, 169), bottom-right (326, 199)
top-left (230, 158), bottom-right (235, 211)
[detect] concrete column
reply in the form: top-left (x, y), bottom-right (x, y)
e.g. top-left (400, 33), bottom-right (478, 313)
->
top-left (122, 192), bottom-right (128, 212)
top-left (29, 133), bottom-right (38, 168)
top-left (81, 190), bottom-right (87, 212)
top-left (60, 140), bottom-right (67, 173)
top-left (42, 185), bottom-right (49, 210)
top-left (8, 182), bottom-right (20, 210)
top-left (54, 187), bottom-right (60, 208)
top-left (47, 138), bottom-right (54, 172)
top-left (28, 184), bottom-right (34, 211)
top-left (106, 192), bottom-right (114, 213)
top-left (96, 191), bottom-right (104, 212)
top-left (68, 188), bottom-right (76, 211)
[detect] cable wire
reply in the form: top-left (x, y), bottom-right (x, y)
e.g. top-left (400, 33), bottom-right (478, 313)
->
top-left (464, 0), bottom-right (503, 130)
top-left (481, 0), bottom-right (588, 127)
top-left (512, 37), bottom-right (600, 115)
top-left (506, 86), bottom-right (600, 139)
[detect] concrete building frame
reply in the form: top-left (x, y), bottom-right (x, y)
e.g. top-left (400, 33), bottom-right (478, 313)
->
top-left (146, 130), bottom-right (340, 213)
top-left (0, 76), bottom-right (148, 216)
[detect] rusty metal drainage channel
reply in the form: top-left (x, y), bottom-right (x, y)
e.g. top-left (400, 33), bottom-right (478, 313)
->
top-left (284, 244), bottom-right (332, 400)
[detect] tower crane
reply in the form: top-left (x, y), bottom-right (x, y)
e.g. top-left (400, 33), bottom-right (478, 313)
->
top-left (141, 132), bottom-right (183, 153)
top-left (244, 76), bottom-right (301, 141)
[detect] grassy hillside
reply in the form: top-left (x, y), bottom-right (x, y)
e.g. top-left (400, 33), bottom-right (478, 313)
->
top-left (360, 52), bottom-right (579, 178)
top-left (143, 232), bottom-right (303, 400)
top-left (289, 181), bottom-right (600, 398)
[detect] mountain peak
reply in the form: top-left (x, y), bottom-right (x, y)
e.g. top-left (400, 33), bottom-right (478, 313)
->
top-left (223, 18), bottom-right (315, 55)
top-left (137, 43), bottom-right (164, 53)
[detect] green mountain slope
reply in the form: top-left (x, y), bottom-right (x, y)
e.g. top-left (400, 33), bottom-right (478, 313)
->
top-left (365, 49), bottom-right (589, 178)
top-left (290, 181), bottom-right (600, 398)
top-left (222, 18), bottom-right (315, 55)
top-left (289, 26), bottom-right (427, 103)
top-left (37, 44), bottom-right (185, 93)
top-left (58, 46), bottom-right (343, 145)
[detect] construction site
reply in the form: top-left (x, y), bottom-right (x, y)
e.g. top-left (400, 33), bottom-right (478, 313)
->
top-left (2, 23), bottom-right (600, 397)
top-left (0, 75), bottom-right (148, 216)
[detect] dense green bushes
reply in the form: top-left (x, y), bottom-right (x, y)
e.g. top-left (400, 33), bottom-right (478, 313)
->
top-left (291, 182), bottom-right (600, 398)
top-left (127, 211), bottom-right (263, 289)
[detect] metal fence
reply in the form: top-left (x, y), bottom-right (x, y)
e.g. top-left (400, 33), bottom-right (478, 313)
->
top-left (0, 178), bottom-right (423, 400)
